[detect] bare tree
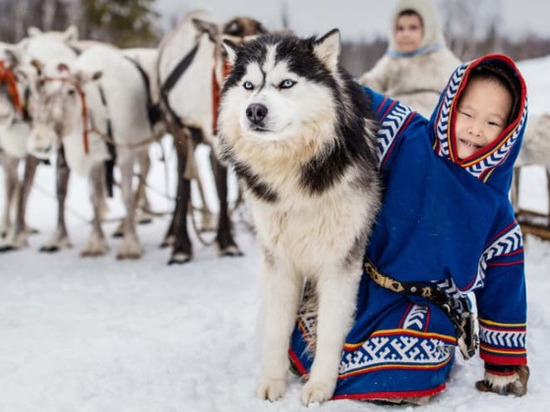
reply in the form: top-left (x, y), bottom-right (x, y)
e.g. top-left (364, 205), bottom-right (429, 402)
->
top-left (439, 0), bottom-right (500, 60)
top-left (42, 0), bottom-right (57, 30)
top-left (14, 0), bottom-right (28, 41)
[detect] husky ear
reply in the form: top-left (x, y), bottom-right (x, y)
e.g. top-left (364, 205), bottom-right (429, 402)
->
top-left (222, 39), bottom-right (239, 66)
top-left (313, 29), bottom-right (341, 72)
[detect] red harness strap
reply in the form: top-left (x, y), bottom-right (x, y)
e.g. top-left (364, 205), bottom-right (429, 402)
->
top-left (212, 60), bottom-right (232, 136)
top-left (0, 61), bottom-right (23, 115)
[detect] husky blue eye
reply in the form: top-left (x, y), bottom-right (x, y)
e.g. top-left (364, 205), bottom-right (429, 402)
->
top-left (243, 81), bottom-right (254, 90)
top-left (279, 79), bottom-right (296, 89)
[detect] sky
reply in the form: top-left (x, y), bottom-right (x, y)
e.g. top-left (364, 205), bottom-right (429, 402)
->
top-left (155, 0), bottom-right (550, 41)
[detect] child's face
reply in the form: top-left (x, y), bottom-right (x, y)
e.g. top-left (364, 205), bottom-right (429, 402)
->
top-left (454, 77), bottom-right (512, 160)
top-left (395, 14), bottom-right (423, 53)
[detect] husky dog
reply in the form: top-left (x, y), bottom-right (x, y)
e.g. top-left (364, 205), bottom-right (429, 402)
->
top-left (218, 30), bottom-right (381, 404)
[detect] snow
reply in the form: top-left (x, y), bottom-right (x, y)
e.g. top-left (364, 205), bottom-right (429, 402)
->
top-left (2, 56), bottom-right (550, 411)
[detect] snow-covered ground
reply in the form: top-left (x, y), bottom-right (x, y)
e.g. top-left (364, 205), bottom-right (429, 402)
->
top-left (1, 56), bottom-right (550, 412)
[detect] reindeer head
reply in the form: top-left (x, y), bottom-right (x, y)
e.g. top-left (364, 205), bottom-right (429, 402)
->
top-left (27, 61), bottom-right (101, 159)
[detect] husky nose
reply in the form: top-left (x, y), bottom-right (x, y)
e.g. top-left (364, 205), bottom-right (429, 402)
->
top-left (246, 103), bottom-right (267, 124)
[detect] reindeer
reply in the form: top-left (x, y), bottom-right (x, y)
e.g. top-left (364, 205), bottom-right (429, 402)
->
top-left (27, 45), bottom-right (156, 259)
top-left (0, 26), bottom-right (80, 251)
top-left (0, 42), bottom-right (36, 244)
top-left (512, 112), bottom-right (550, 223)
top-left (156, 9), bottom-right (267, 264)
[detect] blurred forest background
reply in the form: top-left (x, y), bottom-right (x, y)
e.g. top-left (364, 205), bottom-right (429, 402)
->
top-left (1, 0), bottom-right (550, 77)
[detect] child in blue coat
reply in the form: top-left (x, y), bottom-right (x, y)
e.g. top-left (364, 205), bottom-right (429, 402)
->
top-left (290, 53), bottom-right (529, 404)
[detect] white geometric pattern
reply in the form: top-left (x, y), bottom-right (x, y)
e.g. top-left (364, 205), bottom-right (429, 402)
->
top-left (403, 305), bottom-right (429, 330)
top-left (435, 65), bottom-right (466, 158)
top-left (376, 102), bottom-right (414, 167)
top-left (480, 325), bottom-right (526, 348)
top-left (434, 63), bottom-right (528, 181)
top-left (472, 223), bottom-right (523, 291)
top-left (339, 333), bottom-right (453, 375)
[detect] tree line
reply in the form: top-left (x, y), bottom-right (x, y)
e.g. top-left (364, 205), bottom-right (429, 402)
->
top-left (0, 0), bottom-right (159, 48)
top-left (1, 0), bottom-right (549, 75)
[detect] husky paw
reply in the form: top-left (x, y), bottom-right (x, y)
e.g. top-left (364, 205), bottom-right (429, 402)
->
top-left (255, 378), bottom-right (286, 401)
top-left (301, 380), bottom-right (334, 405)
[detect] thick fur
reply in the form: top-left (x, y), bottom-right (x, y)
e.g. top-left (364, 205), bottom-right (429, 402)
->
top-left (218, 30), bottom-right (381, 404)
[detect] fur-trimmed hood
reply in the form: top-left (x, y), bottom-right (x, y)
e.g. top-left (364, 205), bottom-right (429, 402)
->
top-left (431, 54), bottom-right (528, 193)
top-left (387, 0), bottom-right (446, 56)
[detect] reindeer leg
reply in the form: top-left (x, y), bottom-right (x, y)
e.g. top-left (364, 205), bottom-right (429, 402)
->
top-left (135, 149), bottom-right (153, 224)
top-left (546, 168), bottom-right (550, 228)
top-left (111, 148), bottom-right (151, 238)
top-left (210, 151), bottom-right (242, 256)
top-left (10, 154), bottom-right (39, 249)
top-left (116, 150), bottom-right (142, 259)
top-left (168, 129), bottom-right (192, 264)
top-left (81, 162), bottom-right (109, 257)
top-left (160, 131), bottom-right (178, 248)
top-left (40, 145), bottom-right (71, 252)
top-left (21, 155), bottom-right (40, 235)
top-left (0, 154), bottom-right (18, 241)
top-left (161, 208), bottom-right (176, 248)
top-left (193, 149), bottom-right (216, 232)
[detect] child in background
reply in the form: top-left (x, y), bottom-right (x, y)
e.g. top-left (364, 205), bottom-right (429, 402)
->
top-left (359, 0), bottom-right (461, 117)
top-left (291, 54), bottom-right (529, 404)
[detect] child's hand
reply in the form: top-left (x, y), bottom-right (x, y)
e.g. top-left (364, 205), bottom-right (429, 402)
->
top-left (475, 364), bottom-right (529, 396)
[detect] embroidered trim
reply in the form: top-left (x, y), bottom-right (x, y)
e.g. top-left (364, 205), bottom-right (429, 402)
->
top-left (468, 223), bottom-right (523, 291)
top-left (402, 304), bottom-right (429, 331)
top-left (376, 101), bottom-right (414, 168)
top-left (479, 325), bottom-right (526, 349)
top-left (332, 384), bottom-right (447, 400)
top-left (339, 329), bottom-right (455, 378)
top-left (434, 60), bottom-right (528, 180)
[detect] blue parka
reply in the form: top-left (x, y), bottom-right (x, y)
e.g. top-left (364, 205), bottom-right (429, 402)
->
top-left (290, 54), bottom-right (528, 400)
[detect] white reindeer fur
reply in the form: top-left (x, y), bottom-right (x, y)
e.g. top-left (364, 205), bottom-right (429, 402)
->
top-left (516, 113), bottom-right (550, 168)
top-left (27, 45), bottom-right (152, 258)
top-left (0, 42), bottom-right (31, 158)
top-left (157, 10), bottom-right (221, 145)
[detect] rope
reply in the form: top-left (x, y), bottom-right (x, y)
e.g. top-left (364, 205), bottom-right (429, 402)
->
top-left (30, 179), bottom-right (90, 224)
top-left (89, 125), bottom-right (160, 150)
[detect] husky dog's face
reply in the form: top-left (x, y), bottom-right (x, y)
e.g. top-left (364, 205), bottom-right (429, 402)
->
top-left (220, 30), bottom-right (342, 143)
